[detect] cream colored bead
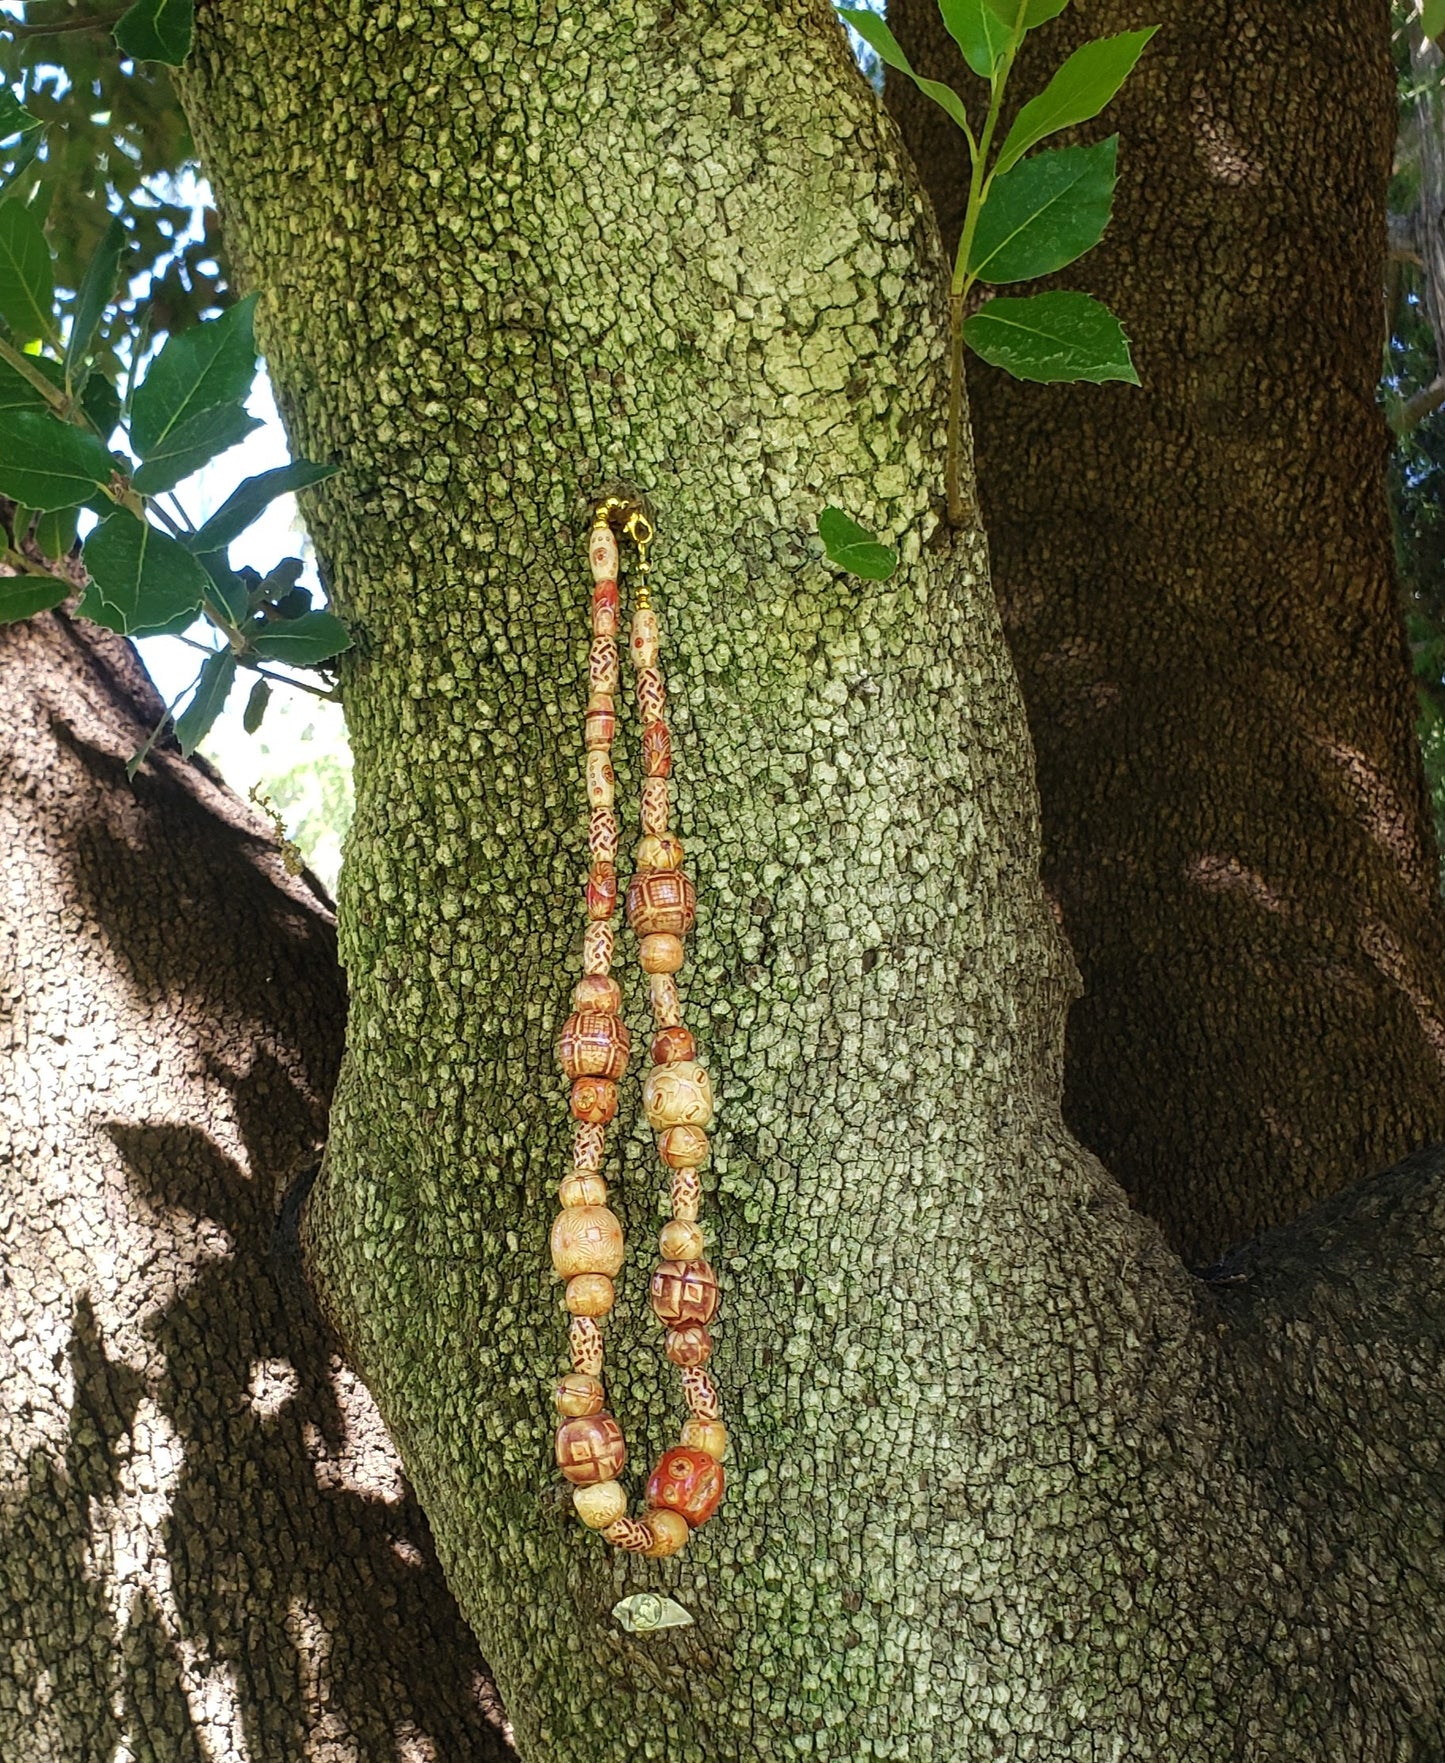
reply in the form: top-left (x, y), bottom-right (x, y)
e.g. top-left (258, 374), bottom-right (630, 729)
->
top-left (586, 749), bottom-right (614, 809)
top-left (555, 1372), bottom-right (605, 1417)
top-left (574, 1477), bottom-right (627, 1529)
top-left (583, 921), bottom-right (615, 976)
top-left (589, 524), bottom-right (618, 582)
top-left (630, 606), bottom-right (659, 669)
top-left (564, 1273), bottom-right (614, 1317)
top-left (670, 1166), bottom-right (701, 1222)
top-left (603, 1516), bottom-right (653, 1552)
top-left (573, 1120), bottom-right (605, 1171)
top-left (659, 1218), bottom-right (704, 1262)
top-left (659, 1124), bottom-right (709, 1168)
top-left (640, 776), bottom-right (670, 836)
top-left (551, 1207), bottom-right (625, 1278)
top-left (560, 1172), bottom-right (607, 1209)
top-left (643, 1509), bottom-right (690, 1558)
top-left (636, 834), bottom-right (684, 872)
top-left (680, 1420), bottom-right (728, 1460)
top-left (644, 1060), bottom-right (715, 1130)
top-left (649, 971), bottom-right (682, 1026)
top-left (569, 1315), bottom-right (604, 1375)
top-left (639, 932), bottom-right (684, 974)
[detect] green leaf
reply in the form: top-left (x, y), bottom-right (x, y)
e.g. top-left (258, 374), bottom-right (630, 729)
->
top-left (939, 0), bottom-right (1015, 79)
top-left (969, 137), bottom-right (1118, 283)
top-left (0, 199), bottom-right (55, 344)
top-left (0, 94), bottom-right (41, 145)
top-left (187, 460), bottom-right (339, 553)
top-left (132, 402), bottom-right (261, 494)
top-left (34, 505), bottom-right (79, 559)
top-left (0, 350), bottom-right (61, 416)
top-left (0, 573), bottom-right (68, 624)
top-left (0, 130), bottom-right (44, 205)
top-left (963, 289), bottom-right (1139, 383)
top-left (1425, 0), bottom-right (1445, 41)
top-left (81, 373), bottom-right (123, 442)
top-left (242, 676), bottom-right (272, 734)
top-left (993, 28), bottom-right (1158, 177)
top-left (114, 0), bottom-right (195, 65)
top-left (129, 293), bottom-right (258, 459)
top-left (838, 10), bottom-right (973, 133)
top-left (0, 411), bottom-right (118, 510)
top-left (65, 216), bottom-right (127, 381)
top-left (199, 551), bottom-right (252, 626)
top-left (818, 507), bottom-right (898, 581)
top-left (249, 608), bottom-right (352, 666)
top-left (80, 508), bottom-right (210, 635)
top-left (173, 649), bottom-right (237, 757)
top-left (1025, 0), bottom-right (1070, 23)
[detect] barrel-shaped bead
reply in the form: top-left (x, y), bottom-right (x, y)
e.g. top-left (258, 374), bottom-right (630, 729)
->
top-left (645, 1446), bottom-right (724, 1527)
top-left (551, 1206), bottom-right (625, 1279)
top-left (569, 1315), bottom-right (604, 1374)
top-left (582, 922), bottom-right (615, 976)
top-left (650, 972), bottom-right (682, 1026)
top-left (585, 749), bottom-right (615, 809)
top-left (557, 1010), bottom-right (629, 1081)
top-left (682, 1365), bottom-right (722, 1420)
top-left (589, 808), bottom-right (619, 863)
top-left (573, 1120), bottom-right (605, 1171)
top-left (640, 777), bottom-right (670, 836)
top-left (602, 1515), bottom-right (653, 1552)
top-left (570, 1076), bottom-right (618, 1125)
top-left (591, 577), bottom-right (619, 637)
top-left (630, 607), bottom-right (659, 669)
top-left (627, 869), bottom-right (696, 938)
top-left (641, 720), bottom-right (671, 778)
top-left (585, 705), bottom-right (615, 751)
top-left (586, 864), bottom-right (618, 922)
top-left (589, 524), bottom-right (618, 583)
top-left (670, 1166), bottom-right (702, 1221)
top-left (589, 636), bottom-right (619, 696)
top-left (644, 1061), bottom-right (714, 1131)
top-left (556, 1413), bottom-right (625, 1485)
top-left (635, 665), bottom-right (666, 724)
top-left (650, 1258), bottom-right (719, 1326)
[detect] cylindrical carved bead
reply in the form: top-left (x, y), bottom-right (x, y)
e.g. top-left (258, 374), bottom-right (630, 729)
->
top-left (569, 1315), bottom-right (604, 1375)
top-left (681, 1420), bottom-right (728, 1461)
top-left (659, 1219), bottom-right (704, 1262)
top-left (651, 1025), bottom-right (696, 1067)
top-left (554, 1372), bottom-right (606, 1418)
top-left (649, 971), bottom-right (682, 1025)
top-left (641, 720), bottom-right (671, 777)
top-left (658, 1123), bottom-right (709, 1168)
top-left (589, 524), bottom-right (618, 583)
top-left (573, 974), bottom-right (622, 1016)
top-left (670, 1166), bottom-right (702, 1221)
top-left (630, 606), bottom-right (659, 669)
top-left (639, 933), bottom-right (684, 974)
top-left (588, 808), bottom-right (619, 863)
top-left (602, 1516), bottom-right (653, 1552)
top-left (582, 921), bottom-right (615, 975)
top-left (551, 1206), bottom-right (625, 1279)
top-left (636, 834), bottom-right (684, 873)
top-left (586, 863), bottom-right (617, 922)
top-left (665, 1323), bottom-right (712, 1368)
top-left (556, 1413), bottom-right (625, 1486)
top-left (573, 1121), bottom-right (605, 1171)
top-left (644, 1061), bottom-right (714, 1130)
top-left (564, 1273), bottom-right (614, 1317)
top-left (585, 749), bottom-right (614, 808)
top-left (574, 1478), bottom-right (627, 1529)
top-left (557, 1010), bottom-right (630, 1081)
top-left (645, 1447), bottom-right (724, 1527)
top-left (627, 870), bottom-right (696, 938)
top-left (584, 704), bottom-right (615, 750)
top-left (640, 776), bottom-right (670, 836)
top-left (635, 665), bottom-right (666, 724)
top-left (650, 1258), bottom-right (719, 1326)
top-left (560, 1172), bottom-right (608, 1209)
top-left (570, 1076), bottom-right (618, 1125)
top-left (591, 578), bottom-right (619, 637)
top-left (682, 1365), bottom-right (722, 1420)
top-left (589, 636), bottom-right (619, 695)
top-left (643, 1509), bottom-right (690, 1558)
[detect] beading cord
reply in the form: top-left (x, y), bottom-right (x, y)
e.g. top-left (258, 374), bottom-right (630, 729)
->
top-left (549, 499), bottom-right (726, 1556)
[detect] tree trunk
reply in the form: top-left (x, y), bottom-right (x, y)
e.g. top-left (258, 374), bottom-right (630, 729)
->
top-left (888, 0), bottom-right (1445, 1264)
top-left (180, 3), bottom-right (1445, 1757)
top-left (0, 613), bottom-right (513, 1760)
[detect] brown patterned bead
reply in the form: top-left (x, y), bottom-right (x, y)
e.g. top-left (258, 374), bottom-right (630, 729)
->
top-left (641, 720), bottom-right (671, 777)
top-left (584, 704), bottom-right (615, 750)
top-left (588, 807), bottom-right (619, 863)
top-left (585, 749), bottom-right (615, 808)
top-left (589, 524), bottom-right (618, 583)
top-left (627, 870), bottom-right (696, 938)
top-left (574, 1478), bottom-right (627, 1529)
top-left (602, 1516), bottom-right (653, 1552)
top-left (649, 971), bottom-right (682, 1025)
top-left (591, 577), bottom-right (619, 637)
top-left (630, 606), bottom-right (659, 669)
top-left (659, 1219), bottom-right (704, 1262)
top-left (636, 834), bottom-right (684, 873)
top-left (557, 1010), bottom-right (630, 1081)
top-left (665, 1323), bottom-right (712, 1368)
top-left (658, 1124), bottom-right (709, 1168)
top-left (554, 1372), bottom-right (605, 1418)
top-left (586, 864), bottom-right (617, 922)
top-left (559, 1172), bottom-right (607, 1209)
top-left (569, 1315), bottom-right (604, 1374)
top-left (635, 665), bottom-right (666, 724)
top-left (639, 933), bottom-right (684, 974)
top-left (681, 1420), bottom-right (728, 1461)
top-left (643, 1509), bottom-right (690, 1558)
top-left (682, 1365), bottom-right (722, 1420)
top-left (570, 1076), bottom-right (618, 1125)
top-left (564, 1274), bottom-right (614, 1317)
top-left (551, 1206), bottom-right (625, 1278)
top-left (670, 1166), bottom-right (702, 1222)
top-left (651, 1025), bottom-right (696, 1066)
top-left (650, 1258), bottom-right (719, 1326)
top-left (589, 636), bottom-right (619, 695)
top-left (643, 1061), bottom-right (714, 1130)
top-left (640, 776), bottom-right (670, 836)
top-left (582, 921), bottom-right (615, 975)
top-left (573, 1120), bottom-right (605, 1171)
top-left (555, 1413), bottom-right (625, 1486)
top-left (645, 1446), bottom-right (724, 1527)
top-left (573, 974), bottom-right (621, 1016)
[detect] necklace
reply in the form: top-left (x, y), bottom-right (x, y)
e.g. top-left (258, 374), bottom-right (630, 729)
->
top-left (550, 498), bottom-right (726, 1556)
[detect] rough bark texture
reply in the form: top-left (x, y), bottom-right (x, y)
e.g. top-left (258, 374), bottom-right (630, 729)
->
top-left (889, 0), bottom-right (1445, 1264)
top-left (0, 613), bottom-right (513, 1760)
top-left (180, 3), bottom-right (1445, 1757)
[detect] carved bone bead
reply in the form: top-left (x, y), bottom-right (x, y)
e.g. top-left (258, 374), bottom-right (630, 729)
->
top-left (569, 1315), bottom-right (604, 1375)
top-left (570, 1076), bottom-right (618, 1125)
top-left (659, 1219), bottom-right (704, 1262)
top-left (573, 1478), bottom-right (627, 1529)
top-left (640, 776), bottom-right (670, 836)
top-left (573, 974), bottom-right (621, 1016)
top-left (584, 705), bottom-right (616, 751)
top-left (589, 636), bottom-right (619, 696)
top-left (591, 577), bottom-right (619, 637)
top-left (551, 1205), bottom-right (625, 1278)
top-left (658, 1124), bottom-right (709, 1168)
top-left (639, 933), bottom-right (684, 975)
top-left (635, 665), bottom-right (666, 724)
top-left (559, 1172), bottom-right (608, 1209)
top-left (602, 1516), bottom-right (653, 1552)
top-left (588, 808), bottom-right (619, 864)
top-left (650, 1258), bottom-right (719, 1326)
top-left (585, 750), bottom-right (615, 809)
top-left (643, 1509), bottom-right (690, 1558)
top-left (589, 525), bottom-right (618, 583)
top-left (630, 607), bottom-right (659, 669)
top-left (665, 1323), bottom-right (712, 1368)
top-left (650, 1025), bottom-right (696, 1066)
top-left (586, 864), bottom-right (617, 922)
top-left (635, 834), bottom-right (684, 873)
top-left (645, 1446), bottom-right (724, 1527)
top-left (582, 921), bottom-right (615, 976)
top-left (669, 1166), bottom-right (702, 1222)
top-left (565, 1273), bottom-right (614, 1317)
top-left (557, 1010), bottom-right (629, 1082)
top-left (682, 1365), bottom-right (722, 1420)
top-left (649, 971), bottom-right (682, 1026)
top-left (572, 1121), bottom-right (605, 1171)
top-left (554, 1372), bottom-right (605, 1418)
top-left (641, 720), bottom-right (672, 778)
top-left (681, 1420), bottom-right (728, 1461)
top-left (644, 1061), bottom-right (714, 1130)
top-left (627, 870), bottom-right (696, 938)
top-left (555, 1413), bottom-right (625, 1485)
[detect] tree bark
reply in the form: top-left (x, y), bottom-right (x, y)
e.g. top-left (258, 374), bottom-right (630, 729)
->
top-left (179, 3), bottom-right (1445, 1757)
top-left (0, 613), bottom-right (513, 1760)
top-left (888, 0), bottom-right (1445, 1264)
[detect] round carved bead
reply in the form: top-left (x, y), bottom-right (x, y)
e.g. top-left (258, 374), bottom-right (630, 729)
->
top-left (591, 577), bottom-right (619, 637)
top-left (640, 776), bottom-right (670, 835)
top-left (645, 1447), bottom-right (724, 1528)
top-left (639, 933), bottom-right (684, 974)
top-left (586, 863), bottom-right (617, 922)
top-left (636, 834), bottom-right (684, 873)
top-left (589, 807), bottom-right (619, 863)
top-left (658, 1123), bottom-right (709, 1168)
top-left (556, 1413), bottom-right (625, 1486)
top-left (574, 1478), bottom-right (627, 1529)
top-left (557, 1010), bottom-right (630, 1082)
top-left (644, 1060), bottom-right (714, 1130)
top-left (554, 1372), bottom-right (605, 1418)
top-left (659, 1219), bottom-right (704, 1262)
top-left (649, 971), bottom-right (682, 1026)
top-left (643, 1509), bottom-right (690, 1558)
top-left (569, 1315), bottom-right (604, 1375)
top-left (651, 1025), bottom-right (696, 1066)
top-left (565, 1274), bottom-right (614, 1317)
top-left (681, 1420), bottom-right (728, 1461)
top-left (573, 974), bottom-right (621, 1016)
top-left (602, 1516), bottom-right (653, 1552)
top-left (650, 1258), bottom-right (719, 1326)
top-left (665, 1323), bottom-right (712, 1368)
top-left (551, 1206), bottom-right (625, 1279)
top-left (584, 705), bottom-right (615, 751)
top-left (670, 1166), bottom-right (701, 1221)
top-left (589, 636), bottom-right (619, 696)
top-left (585, 749), bottom-right (615, 809)
top-left (635, 665), bottom-right (667, 724)
top-left (582, 921), bottom-right (614, 975)
top-left (560, 1172), bottom-right (608, 1209)
top-left (641, 720), bottom-right (672, 778)
top-left (589, 526), bottom-right (618, 583)
top-left (627, 870), bottom-right (696, 938)
top-left (570, 1076), bottom-right (618, 1125)
top-left (630, 606), bottom-right (659, 669)
top-left (573, 1120), bottom-right (605, 1171)
top-left (682, 1365), bottom-right (721, 1420)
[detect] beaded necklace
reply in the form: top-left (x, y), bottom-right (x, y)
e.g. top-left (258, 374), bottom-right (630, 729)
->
top-left (550, 499), bottom-right (726, 1557)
